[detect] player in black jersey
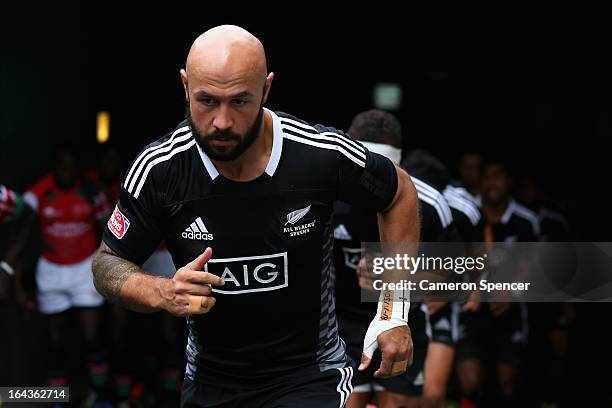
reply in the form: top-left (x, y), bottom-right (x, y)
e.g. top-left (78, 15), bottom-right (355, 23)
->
top-left (464, 159), bottom-right (539, 407)
top-left (333, 110), bottom-right (428, 408)
top-left (92, 26), bottom-right (419, 408)
top-left (401, 150), bottom-right (484, 243)
top-left (332, 110), bottom-right (462, 408)
top-left (402, 150), bottom-right (490, 408)
top-left (401, 151), bottom-right (467, 408)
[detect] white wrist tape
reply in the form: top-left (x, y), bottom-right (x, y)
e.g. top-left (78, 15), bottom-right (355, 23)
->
top-left (1, 261), bottom-right (15, 276)
top-left (362, 288), bottom-right (409, 358)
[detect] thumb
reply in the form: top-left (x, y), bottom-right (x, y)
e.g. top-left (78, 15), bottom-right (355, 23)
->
top-left (186, 247), bottom-right (213, 271)
top-left (359, 353), bottom-right (372, 371)
top-left (360, 330), bottom-right (378, 371)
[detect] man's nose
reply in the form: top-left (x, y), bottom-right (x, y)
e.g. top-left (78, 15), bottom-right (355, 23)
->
top-left (212, 104), bottom-right (233, 131)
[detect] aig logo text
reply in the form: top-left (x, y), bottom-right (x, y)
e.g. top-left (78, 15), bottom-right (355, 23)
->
top-left (205, 252), bottom-right (289, 294)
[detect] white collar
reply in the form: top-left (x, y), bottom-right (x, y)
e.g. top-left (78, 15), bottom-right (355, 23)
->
top-left (196, 108), bottom-right (283, 180)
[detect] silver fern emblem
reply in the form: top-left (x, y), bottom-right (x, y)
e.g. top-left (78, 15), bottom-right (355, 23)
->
top-left (285, 205), bottom-right (311, 226)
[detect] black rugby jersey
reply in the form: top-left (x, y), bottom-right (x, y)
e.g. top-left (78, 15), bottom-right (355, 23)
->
top-left (333, 176), bottom-right (458, 321)
top-left (484, 199), bottom-right (540, 242)
top-left (102, 109), bottom-right (398, 386)
top-left (443, 184), bottom-right (484, 242)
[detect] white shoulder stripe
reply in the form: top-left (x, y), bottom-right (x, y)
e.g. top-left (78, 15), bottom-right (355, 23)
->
top-left (452, 202), bottom-right (481, 225)
top-left (324, 130), bottom-right (365, 156)
top-left (278, 116), bottom-right (316, 132)
top-left (124, 126), bottom-right (190, 188)
top-left (451, 186), bottom-right (481, 207)
top-left (444, 189), bottom-right (481, 225)
top-left (417, 193), bottom-right (453, 228)
top-left (447, 199), bottom-right (481, 225)
top-left (125, 127), bottom-right (191, 190)
top-left (411, 177), bottom-right (442, 198)
top-left (281, 122), bottom-right (366, 160)
top-left (513, 204), bottom-right (541, 236)
top-left (127, 132), bottom-right (193, 193)
top-left (132, 139), bottom-right (196, 199)
top-left (412, 179), bottom-right (449, 212)
top-left (124, 126), bottom-right (190, 186)
top-left (320, 131), bottom-right (366, 159)
top-left (284, 134), bottom-right (365, 168)
top-left (513, 203), bottom-right (538, 220)
top-left (413, 183), bottom-right (441, 202)
top-left (279, 117), bottom-right (365, 155)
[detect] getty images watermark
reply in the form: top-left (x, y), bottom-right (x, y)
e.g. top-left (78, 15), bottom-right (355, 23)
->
top-left (370, 252), bottom-right (531, 293)
top-left (352, 242), bottom-right (612, 303)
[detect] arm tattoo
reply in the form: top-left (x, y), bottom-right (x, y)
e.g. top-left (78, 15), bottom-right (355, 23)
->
top-left (92, 242), bottom-right (141, 307)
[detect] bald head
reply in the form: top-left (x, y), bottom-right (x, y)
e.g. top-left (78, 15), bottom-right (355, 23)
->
top-left (181, 25), bottom-right (274, 163)
top-left (185, 25), bottom-right (267, 90)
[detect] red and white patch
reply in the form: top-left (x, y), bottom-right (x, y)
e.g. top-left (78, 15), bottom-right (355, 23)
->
top-left (108, 205), bottom-right (130, 239)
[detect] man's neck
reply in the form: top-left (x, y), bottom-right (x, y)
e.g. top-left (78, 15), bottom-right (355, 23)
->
top-left (482, 197), bottom-right (510, 224)
top-left (212, 110), bottom-right (273, 182)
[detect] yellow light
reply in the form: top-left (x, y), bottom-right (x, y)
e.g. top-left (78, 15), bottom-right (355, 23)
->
top-left (97, 111), bottom-right (110, 143)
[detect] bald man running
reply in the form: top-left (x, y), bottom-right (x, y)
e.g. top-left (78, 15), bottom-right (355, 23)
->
top-left (93, 25), bottom-right (419, 407)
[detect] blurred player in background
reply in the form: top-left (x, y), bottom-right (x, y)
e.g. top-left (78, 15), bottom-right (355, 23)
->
top-left (466, 159), bottom-right (539, 407)
top-left (24, 145), bottom-right (111, 405)
top-left (334, 110), bottom-right (428, 408)
top-left (401, 150), bottom-right (463, 408)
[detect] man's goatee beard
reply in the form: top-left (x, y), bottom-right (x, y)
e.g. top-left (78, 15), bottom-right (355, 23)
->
top-left (186, 103), bottom-right (264, 162)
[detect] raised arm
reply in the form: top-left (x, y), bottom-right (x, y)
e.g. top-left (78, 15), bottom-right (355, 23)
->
top-left (92, 243), bottom-right (224, 315)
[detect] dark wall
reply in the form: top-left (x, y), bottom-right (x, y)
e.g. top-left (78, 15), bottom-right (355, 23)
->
top-left (2, 6), bottom-right (610, 238)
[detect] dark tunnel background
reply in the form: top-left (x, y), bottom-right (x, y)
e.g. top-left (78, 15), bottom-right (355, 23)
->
top-left (1, 4), bottom-right (610, 237)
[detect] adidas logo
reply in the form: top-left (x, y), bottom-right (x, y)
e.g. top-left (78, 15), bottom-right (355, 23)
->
top-left (182, 217), bottom-right (214, 240)
top-left (433, 317), bottom-right (451, 331)
top-left (333, 224), bottom-right (352, 241)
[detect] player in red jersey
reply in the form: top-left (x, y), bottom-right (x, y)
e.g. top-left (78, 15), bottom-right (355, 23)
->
top-left (24, 146), bottom-right (111, 403)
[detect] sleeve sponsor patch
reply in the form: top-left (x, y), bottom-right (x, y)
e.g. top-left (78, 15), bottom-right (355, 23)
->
top-left (108, 205), bottom-right (130, 239)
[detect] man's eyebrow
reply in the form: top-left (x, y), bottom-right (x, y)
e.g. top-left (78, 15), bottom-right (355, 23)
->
top-left (193, 90), bottom-right (253, 99)
top-left (229, 91), bottom-right (252, 98)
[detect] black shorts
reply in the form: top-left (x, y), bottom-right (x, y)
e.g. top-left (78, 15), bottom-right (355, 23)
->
top-left (337, 304), bottom-right (428, 397)
top-left (181, 366), bottom-right (354, 408)
top-left (428, 302), bottom-right (460, 346)
top-left (456, 303), bottom-right (528, 366)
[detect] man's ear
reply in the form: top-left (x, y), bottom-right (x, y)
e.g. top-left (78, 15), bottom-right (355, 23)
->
top-left (262, 72), bottom-right (274, 105)
top-left (180, 69), bottom-right (189, 101)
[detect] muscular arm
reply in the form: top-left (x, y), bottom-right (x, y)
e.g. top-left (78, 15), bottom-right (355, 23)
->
top-left (93, 242), bottom-right (223, 315)
top-left (378, 165), bottom-right (420, 257)
top-left (92, 242), bottom-right (167, 313)
top-left (360, 165), bottom-right (419, 377)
